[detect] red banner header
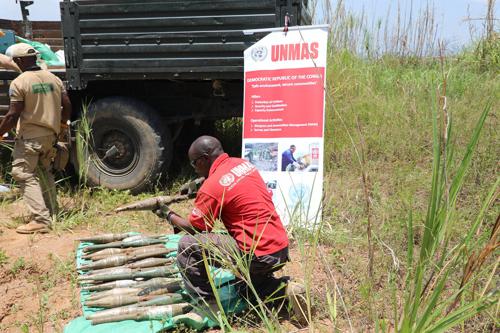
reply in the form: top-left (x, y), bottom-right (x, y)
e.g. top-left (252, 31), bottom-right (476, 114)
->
top-left (243, 67), bottom-right (325, 139)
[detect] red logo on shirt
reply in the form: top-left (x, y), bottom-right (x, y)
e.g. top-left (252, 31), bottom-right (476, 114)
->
top-left (219, 173), bottom-right (235, 187)
top-left (191, 207), bottom-right (203, 218)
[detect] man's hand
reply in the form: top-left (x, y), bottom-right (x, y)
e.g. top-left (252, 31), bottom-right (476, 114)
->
top-left (0, 101), bottom-right (23, 138)
top-left (153, 202), bottom-right (172, 220)
top-left (179, 177), bottom-right (205, 196)
top-left (58, 122), bottom-right (69, 142)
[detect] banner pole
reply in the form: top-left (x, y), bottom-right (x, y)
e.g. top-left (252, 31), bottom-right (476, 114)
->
top-left (243, 24), bottom-right (330, 35)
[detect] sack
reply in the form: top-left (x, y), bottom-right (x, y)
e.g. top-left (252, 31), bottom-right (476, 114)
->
top-left (15, 36), bottom-right (64, 67)
top-left (53, 142), bottom-right (70, 171)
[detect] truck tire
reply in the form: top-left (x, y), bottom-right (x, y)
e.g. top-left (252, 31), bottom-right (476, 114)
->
top-left (84, 97), bottom-right (171, 194)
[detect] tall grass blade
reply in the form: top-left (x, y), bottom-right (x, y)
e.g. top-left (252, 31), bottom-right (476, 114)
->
top-left (399, 92), bottom-right (494, 331)
top-left (464, 175), bottom-right (499, 246)
top-left (424, 296), bottom-right (496, 333)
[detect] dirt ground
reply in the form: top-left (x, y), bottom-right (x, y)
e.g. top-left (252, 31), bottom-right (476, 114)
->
top-left (0, 199), bottom-right (335, 333)
top-left (0, 202), bottom-right (86, 332)
top-left (0, 229), bottom-right (78, 332)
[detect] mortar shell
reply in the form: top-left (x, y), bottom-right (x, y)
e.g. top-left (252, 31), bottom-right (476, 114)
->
top-left (87, 247), bottom-right (170, 261)
top-left (138, 287), bottom-right (174, 296)
top-left (91, 303), bottom-right (192, 325)
top-left (83, 266), bottom-right (127, 276)
top-left (82, 244), bottom-right (166, 260)
top-left (137, 280), bottom-right (182, 296)
top-left (83, 238), bottom-right (165, 252)
top-left (81, 280), bottom-right (137, 292)
top-left (78, 255), bottom-right (129, 271)
top-left (86, 287), bottom-right (142, 301)
top-left (78, 266), bottom-right (178, 282)
top-left (121, 235), bottom-right (153, 242)
top-left (78, 232), bottom-right (136, 244)
top-left (78, 267), bottom-right (133, 282)
top-left (86, 294), bottom-right (185, 320)
top-left (133, 266), bottom-right (179, 280)
top-left (81, 248), bottom-right (123, 259)
top-left (126, 257), bottom-right (174, 269)
top-left (113, 195), bottom-right (189, 213)
top-left (85, 294), bottom-right (161, 308)
top-left (85, 258), bottom-right (174, 275)
top-left (134, 277), bottom-right (181, 289)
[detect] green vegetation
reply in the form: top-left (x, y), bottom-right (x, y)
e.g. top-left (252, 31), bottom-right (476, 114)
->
top-left (10, 257), bottom-right (26, 275)
top-left (0, 1), bottom-right (498, 331)
top-left (319, 50), bottom-right (498, 332)
top-left (319, 40), bottom-right (498, 333)
top-left (74, 100), bottom-right (93, 186)
top-left (0, 248), bottom-right (8, 266)
top-left (153, 43), bottom-right (498, 332)
top-left (1, 38), bottom-right (497, 333)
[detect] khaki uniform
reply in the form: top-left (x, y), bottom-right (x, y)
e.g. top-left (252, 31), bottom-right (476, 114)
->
top-left (9, 69), bottom-right (64, 226)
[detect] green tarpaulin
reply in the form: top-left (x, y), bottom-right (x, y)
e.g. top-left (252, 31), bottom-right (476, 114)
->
top-left (15, 36), bottom-right (64, 67)
top-left (64, 234), bottom-right (245, 333)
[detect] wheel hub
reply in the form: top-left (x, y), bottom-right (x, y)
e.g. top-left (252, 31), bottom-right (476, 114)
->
top-left (93, 129), bottom-right (139, 176)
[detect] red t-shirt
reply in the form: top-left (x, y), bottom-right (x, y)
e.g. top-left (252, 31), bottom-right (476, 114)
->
top-left (189, 153), bottom-right (289, 256)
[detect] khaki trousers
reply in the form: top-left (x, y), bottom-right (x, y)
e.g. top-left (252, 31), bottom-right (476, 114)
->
top-left (11, 135), bottom-right (57, 226)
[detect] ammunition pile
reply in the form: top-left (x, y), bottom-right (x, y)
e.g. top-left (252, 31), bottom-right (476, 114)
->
top-left (77, 233), bottom-right (198, 326)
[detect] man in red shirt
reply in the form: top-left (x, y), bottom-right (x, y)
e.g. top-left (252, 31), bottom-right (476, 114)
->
top-left (159, 136), bottom-right (305, 319)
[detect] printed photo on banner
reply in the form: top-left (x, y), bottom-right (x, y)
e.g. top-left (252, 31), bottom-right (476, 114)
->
top-left (280, 142), bottom-right (320, 172)
top-left (276, 172), bottom-right (323, 226)
top-left (243, 142), bottom-right (278, 172)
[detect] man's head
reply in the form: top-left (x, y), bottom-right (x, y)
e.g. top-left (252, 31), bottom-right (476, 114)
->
top-left (188, 136), bottom-right (224, 177)
top-left (290, 145), bottom-right (296, 153)
top-left (5, 43), bottom-right (38, 71)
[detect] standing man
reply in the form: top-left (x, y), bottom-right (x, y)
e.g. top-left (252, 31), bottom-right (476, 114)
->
top-left (0, 43), bottom-right (72, 234)
top-left (155, 136), bottom-right (306, 321)
top-left (281, 144), bottom-right (297, 171)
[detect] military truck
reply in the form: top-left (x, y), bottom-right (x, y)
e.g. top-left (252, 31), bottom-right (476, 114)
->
top-left (0, 0), bottom-right (310, 193)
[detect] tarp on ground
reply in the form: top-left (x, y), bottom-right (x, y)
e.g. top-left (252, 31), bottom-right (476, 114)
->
top-left (64, 233), bottom-right (245, 333)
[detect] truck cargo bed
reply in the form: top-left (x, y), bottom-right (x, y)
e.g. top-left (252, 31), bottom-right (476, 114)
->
top-left (62, 0), bottom-right (310, 89)
top-left (0, 19), bottom-right (64, 51)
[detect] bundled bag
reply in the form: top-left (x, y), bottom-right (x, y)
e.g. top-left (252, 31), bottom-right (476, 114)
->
top-left (16, 36), bottom-right (64, 67)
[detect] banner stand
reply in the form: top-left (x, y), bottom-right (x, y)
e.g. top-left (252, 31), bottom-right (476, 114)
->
top-left (243, 24), bottom-right (331, 35)
top-left (241, 25), bottom-right (329, 227)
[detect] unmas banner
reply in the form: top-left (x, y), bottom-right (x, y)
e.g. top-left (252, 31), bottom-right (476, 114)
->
top-left (242, 26), bottom-right (328, 226)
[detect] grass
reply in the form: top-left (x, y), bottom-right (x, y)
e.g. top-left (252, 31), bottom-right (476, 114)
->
top-left (74, 100), bottom-right (93, 187)
top-left (0, 248), bottom-right (8, 266)
top-left (10, 257), bottom-right (26, 275)
top-left (397, 95), bottom-right (496, 332)
top-left (0, 1), bottom-right (498, 331)
top-left (321, 48), bottom-right (498, 330)
top-left (1, 49), bottom-right (497, 332)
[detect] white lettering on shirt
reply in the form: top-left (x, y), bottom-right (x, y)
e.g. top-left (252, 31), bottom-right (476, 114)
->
top-left (217, 161), bottom-right (257, 191)
top-left (230, 161), bottom-right (255, 177)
